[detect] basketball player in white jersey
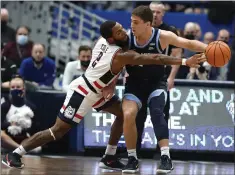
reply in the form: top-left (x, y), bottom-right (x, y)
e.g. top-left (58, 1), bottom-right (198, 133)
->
top-left (2, 20), bottom-right (205, 169)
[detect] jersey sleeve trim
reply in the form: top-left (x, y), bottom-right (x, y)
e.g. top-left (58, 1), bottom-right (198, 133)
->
top-left (127, 29), bottom-right (131, 49)
top-left (156, 29), bottom-right (163, 53)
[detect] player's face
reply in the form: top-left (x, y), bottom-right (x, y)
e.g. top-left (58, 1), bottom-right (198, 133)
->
top-left (131, 15), bottom-right (149, 37)
top-left (112, 23), bottom-right (128, 47)
top-left (112, 23), bottom-right (128, 42)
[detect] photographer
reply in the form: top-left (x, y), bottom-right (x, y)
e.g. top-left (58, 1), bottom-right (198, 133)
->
top-left (187, 62), bottom-right (212, 80)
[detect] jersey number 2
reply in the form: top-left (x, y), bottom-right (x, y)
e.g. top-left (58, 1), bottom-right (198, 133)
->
top-left (91, 52), bottom-right (103, 68)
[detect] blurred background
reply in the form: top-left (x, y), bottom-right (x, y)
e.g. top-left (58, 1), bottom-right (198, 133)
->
top-left (1, 1), bottom-right (235, 162)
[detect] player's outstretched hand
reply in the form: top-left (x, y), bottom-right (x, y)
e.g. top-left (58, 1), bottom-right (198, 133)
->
top-left (186, 53), bottom-right (206, 68)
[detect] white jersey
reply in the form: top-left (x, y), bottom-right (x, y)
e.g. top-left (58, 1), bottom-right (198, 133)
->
top-left (59, 37), bottom-right (123, 123)
top-left (85, 37), bottom-right (121, 88)
top-left (69, 37), bottom-right (122, 96)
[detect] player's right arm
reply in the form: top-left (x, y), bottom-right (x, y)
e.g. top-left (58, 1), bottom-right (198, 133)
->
top-left (160, 30), bottom-right (207, 52)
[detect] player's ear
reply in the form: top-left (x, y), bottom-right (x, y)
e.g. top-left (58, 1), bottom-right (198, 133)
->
top-left (147, 21), bottom-right (151, 27)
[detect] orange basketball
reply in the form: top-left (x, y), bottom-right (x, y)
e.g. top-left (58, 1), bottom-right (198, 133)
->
top-left (205, 41), bottom-right (231, 67)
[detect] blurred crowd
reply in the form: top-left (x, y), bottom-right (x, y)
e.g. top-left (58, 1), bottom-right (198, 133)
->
top-left (1, 2), bottom-right (235, 94)
top-left (1, 1), bottom-right (235, 154)
top-left (73, 1), bottom-right (235, 17)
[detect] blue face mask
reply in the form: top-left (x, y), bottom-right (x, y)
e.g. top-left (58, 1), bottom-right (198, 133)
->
top-left (17, 35), bottom-right (28, 45)
top-left (10, 89), bottom-right (25, 106)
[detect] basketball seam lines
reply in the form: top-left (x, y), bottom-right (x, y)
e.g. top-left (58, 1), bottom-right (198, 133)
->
top-left (218, 44), bottom-right (225, 65)
top-left (220, 43), bottom-right (231, 54)
top-left (213, 42), bottom-right (218, 66)
top-left (220, 44), bottom-right (231, 58)
top-left (206, 44), bottom-right (213, 57)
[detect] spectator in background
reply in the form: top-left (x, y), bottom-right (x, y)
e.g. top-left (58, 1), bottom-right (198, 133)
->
top-left (177, 22), bottom-right (197, 79)
top-left (19, 43), bottom-right (56, 90)
top-left (62, 45), bottom-right (92, 92)
top-left (227, 29), bottom-right (235, 81)
top-left (183, 22), bottom-right (197, 57)
top-left (3, 25), bottom-right (33, 68)
top-left (194, 23), bottom-right (202, 40)
top-left (217, 29), bottom-right (230, 44)
top-left (1, 8), bottom-right (16, 46)
top-left (203, 32), bottom-right (215, 44)
top-left (210, 29), bottom-right (230, 80)
top-left (1, 43), bottom-right (17, 92)
top-left (1, 75), bottom-right (41, 154)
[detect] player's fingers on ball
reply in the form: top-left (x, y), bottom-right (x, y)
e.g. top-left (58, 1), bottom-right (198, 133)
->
top-left (198, 57), bottom-right (206, 62)
top-left (192, 64), bottom-right (199, 68)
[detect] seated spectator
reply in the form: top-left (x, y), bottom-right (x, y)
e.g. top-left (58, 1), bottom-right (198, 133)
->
top-left (3, 25), bottom-right (33, 68)
top-left (62, 45), bottom-right (92, 92)
top-left (1, 8), bottom-right (16, 46)
top-left (210, 29), bottom-right (230, 80)
top-left (19, 43), bottom-right (56, 90)
top-left (217, 29), bottom-right (230, 44)
top-left (227, 50), bottom-right (235, 81)
top-left (194, 23), bottom-right (202, 40)
top-left (177, 22), bottom-right (196, 79)
top-left (203, 32), bottom-right (215, 44)
top-left (183, 22), bottom-right (197, 57)
top-left (1, 75), bottom-right (41, 154)
top-left (1, 43), bottom-right (17, 92)
top-left (227, 31), bottom-right (235, 81)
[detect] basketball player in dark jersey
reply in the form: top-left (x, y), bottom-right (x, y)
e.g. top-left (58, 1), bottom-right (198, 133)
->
top-left (118, 6), bottom-right (207, 173)
top-left (135, 2), bottom-right (183, 172)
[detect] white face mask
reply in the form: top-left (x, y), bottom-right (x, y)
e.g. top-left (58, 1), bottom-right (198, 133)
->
top-left (17, 35), bottom-right (29, 45)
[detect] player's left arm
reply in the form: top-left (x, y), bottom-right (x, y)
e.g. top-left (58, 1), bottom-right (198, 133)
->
top-left (102, 75), bottom-right (119, 100)
top-left (161, 30), bottom-right (207, 52)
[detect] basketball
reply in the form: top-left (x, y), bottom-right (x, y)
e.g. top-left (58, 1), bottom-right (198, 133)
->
top-left (205, 41), bottom-right (231, 67)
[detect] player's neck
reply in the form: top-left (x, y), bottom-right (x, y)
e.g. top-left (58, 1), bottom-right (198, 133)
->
top-left (136, 27), bottom-right (153, 45)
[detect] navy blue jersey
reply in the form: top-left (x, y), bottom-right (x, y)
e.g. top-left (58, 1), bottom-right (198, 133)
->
top-left (126, 28), bottom-right (165, 83)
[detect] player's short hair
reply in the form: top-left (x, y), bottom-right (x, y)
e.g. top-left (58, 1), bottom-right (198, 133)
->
top-left (100, 20), bottom-right (116, 39)
top-left (132, 5), bottom-right (153, 23)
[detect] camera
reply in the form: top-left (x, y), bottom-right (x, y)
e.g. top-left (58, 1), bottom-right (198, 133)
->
top-left (187, 62), bottom-right (211, 80)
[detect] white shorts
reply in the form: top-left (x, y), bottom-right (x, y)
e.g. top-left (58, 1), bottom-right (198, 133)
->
top-left (58, 87), bottom-right (119, 125)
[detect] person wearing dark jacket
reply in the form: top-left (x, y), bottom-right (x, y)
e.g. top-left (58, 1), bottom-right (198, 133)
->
top-left (1, 8), bottom-right (16, 46)
top-left (19, 43), bottom-right (56, 89)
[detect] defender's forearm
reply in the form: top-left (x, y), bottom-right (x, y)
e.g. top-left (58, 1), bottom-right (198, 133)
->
top-left (131, 54), bottom-right (184, 66)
